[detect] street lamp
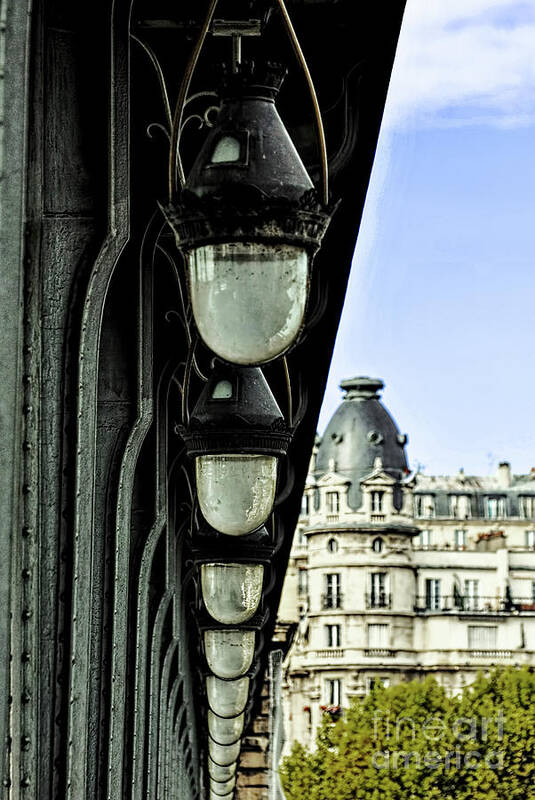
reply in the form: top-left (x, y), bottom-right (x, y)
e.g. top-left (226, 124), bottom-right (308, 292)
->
top-left (208, 759), bottom-right (237, 783)
top-left (208, 737), bottom-right (242, 767)
top-left (164, 62), bottom-right (335, 365)
top-left (180, 363), bottom-right (291, 535)
top-left (204, 629), bottom-right (255, 680)
top-left (201, 562), bottom-right (264, 624)
top-left (210, 776), bottom-right (236, 796)
top-left (208, 710), bottom-right (245, 745)
top-left (206, 675), bottom-right (250, 718)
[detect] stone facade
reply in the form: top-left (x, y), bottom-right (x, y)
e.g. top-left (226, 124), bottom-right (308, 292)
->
top-left (279, 378), bottom-right (535, 754)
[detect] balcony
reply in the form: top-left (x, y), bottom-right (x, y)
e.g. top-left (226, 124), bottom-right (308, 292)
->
top-left (311, 648), bottom-right (344, 659)
top-left (365, 648), bottom-right (396, 657)
top-left (414, 596), bottom-right (535, 613)
top-left (469, 649), bottom-right (512, 659)
top-left (321, 593), bottom-right (343, 610)
top-left (365, 593), bottom-right (392, 610)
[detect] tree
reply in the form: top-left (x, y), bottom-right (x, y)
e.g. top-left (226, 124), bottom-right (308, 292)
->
top-left (279, 667), bottom-right (535, 800)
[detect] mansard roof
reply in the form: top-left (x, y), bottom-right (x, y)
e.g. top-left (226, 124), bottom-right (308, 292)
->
top-left (414, 471), bottom-right (535, 494)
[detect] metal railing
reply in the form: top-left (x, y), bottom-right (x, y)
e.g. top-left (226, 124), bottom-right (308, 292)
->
top-left (321, 593), bottom-right (343, 609)
top-left (312, 648), bottom-right (344, 659)
top-left (414, 596), bottom-right (535, 613)
top-left (469, 649), bottom-right (512, 659)
top-left (366, 592), bottom-right (392, 609)
top-left (365, 648), bottom-right (396, 657)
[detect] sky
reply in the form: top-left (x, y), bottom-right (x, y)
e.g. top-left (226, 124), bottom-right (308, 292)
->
top-left (318, 0), bottom-right (535, 477)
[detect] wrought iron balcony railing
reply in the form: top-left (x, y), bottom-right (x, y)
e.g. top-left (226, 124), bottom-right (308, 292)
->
top-left (414, 595), bottom-right (535, 613)
top-left (365, 592), bottom-right (392, 609)
top-left (321, 593), bottom-right (343, 609)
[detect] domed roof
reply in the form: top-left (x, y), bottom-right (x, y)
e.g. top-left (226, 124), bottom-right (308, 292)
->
top-left (315, 377), bottom-right (409, 509)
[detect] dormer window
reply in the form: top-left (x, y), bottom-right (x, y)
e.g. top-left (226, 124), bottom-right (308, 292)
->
top-left (327, 538), bottom-right (339, 553)
top-left (449, 494), bottom-right (470, 518)
top-left (326, 491), bottom-right (340, 513)
top-left (415, 494), bottom-right (435, 518)
top-left (486, 496), bottom-right (505, 519)
top-left (520, 496), bottom-right (535, 519)
top-left (372, 537), bottom-right (384, 553)
top-left (371, 491), bottom-right (384, 512)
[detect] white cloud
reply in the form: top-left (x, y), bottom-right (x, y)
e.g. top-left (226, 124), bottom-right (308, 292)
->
top-left (384, 0), bottom-right (535, 128)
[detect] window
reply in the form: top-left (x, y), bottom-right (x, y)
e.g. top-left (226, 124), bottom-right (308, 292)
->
top-left (297, 528), bottom-right (307, 547)
top-left (372, 537), bottom-right (384, 553)
top-left (418, 529), bottom-right (432, 549)
top-left (211, 134), bottom-right (242, 163)
top-left (425, 578), bottom-right (441, 610)
top-left (520, 496), bottom-right (535, 519)
top-left (455, 529), bottom-right (467, 549)
top-left (368, 623), bottom-right (389, 648)
top-left (526, 530), bottom-right (535, 550)
top-left (324, 573), bottom-right (341, 608)
top-left (370, 572), bottom-right (388, 608)
top-left (450, 495), bottom-right (471, 519)
top-left (301, 494), bottom-right (310, 515)
top-left (298, 569), bottom-right (308, 596)
top-left (327, 538), bottom-right (339, 553)
top-left (371, 491), bottom-right (384, 512)
top-left (367, 676), bottom-right (390, 691)
top-left (326, 491), bottom-right (340, 513)
top-left (486, 496), bottom-right (505, 519)
top-left (325, 678), bottom-right (341, 706)
top-left (468, 625), bottom-right (497, 650)
top-left (464, 579), bottom-right (479, 610)
top-left (325, 624), bottom-right (341, 648)
top-left (415, 494), bottom-right (435, 518)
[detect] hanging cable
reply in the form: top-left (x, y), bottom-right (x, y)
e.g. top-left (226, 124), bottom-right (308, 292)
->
top-left (275, 0), bottom-right (329, 205)
top-left (168, 0), bottom-right (220, 201)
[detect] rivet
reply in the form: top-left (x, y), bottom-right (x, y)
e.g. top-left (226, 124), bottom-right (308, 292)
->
top-left (21, 651), bottom-right (31, 662)
top-left (22, 526), bottom-right (32, 538)
top-left (20, 775), bottom-right (30, 788)
top-left (23, 404), bottom-right (32, 415)
top-left (22, 608), bottom-right (32, 620)
top-left (22, 569), bottom-right (31, 580)
top-left (21, 735), bottom-right (30, 750)
top-left (21, 690), bottom-right (31, 704)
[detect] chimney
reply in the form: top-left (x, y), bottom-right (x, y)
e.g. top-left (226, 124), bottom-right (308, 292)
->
top-left (497, 462), bottom-right (511, 488)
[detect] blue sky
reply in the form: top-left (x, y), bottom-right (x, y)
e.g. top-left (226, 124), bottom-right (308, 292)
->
top-left (318, 0), bottom-right (535, 476)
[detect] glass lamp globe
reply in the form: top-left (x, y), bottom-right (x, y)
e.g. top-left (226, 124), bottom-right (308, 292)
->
top-left (210, 776), bottom-right (236, 796)
top-left (208, 758), bottom-right (236, 783)
top-left (196, 454), bottom-right (277, 536)
top-left (206, 675), bottom-right (249, 718)
top-left (208, 710), bottom-right (244, 745)
top-left (204, 629), bottom-right (255, 679)
top-left (188, 242), bottom-right (308, 365)
top-left (201, 563), bottom-right (264, 624)
top-left (208, 737), bottom-right (241, 766)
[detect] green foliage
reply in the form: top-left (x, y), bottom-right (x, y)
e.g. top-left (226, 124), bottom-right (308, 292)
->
top-left (279, 667), bottom-right (535, 800)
